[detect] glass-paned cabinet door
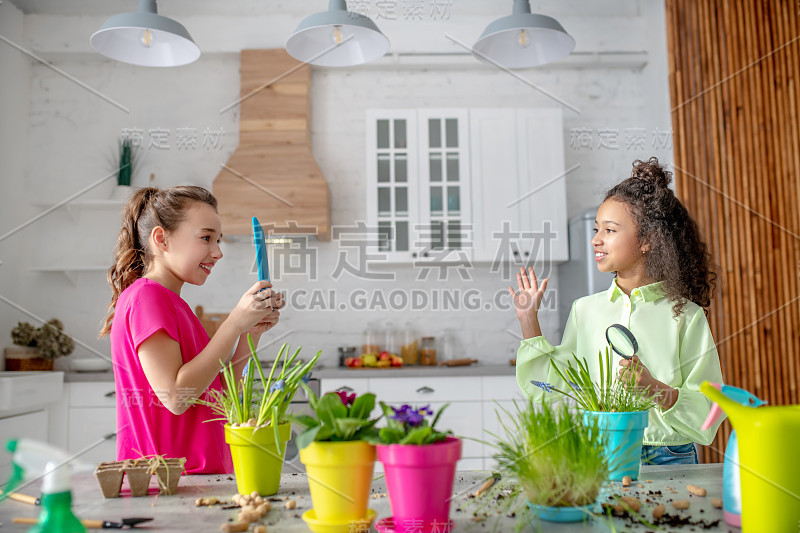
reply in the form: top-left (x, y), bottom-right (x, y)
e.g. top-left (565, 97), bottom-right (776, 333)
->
top-left (366, 110), bottom-right (419, 261)
top-left (417, 110), bottom-right (472, 261)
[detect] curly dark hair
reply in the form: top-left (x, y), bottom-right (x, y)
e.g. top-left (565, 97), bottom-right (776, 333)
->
top-left (605, 157), bottom-right (717, 317)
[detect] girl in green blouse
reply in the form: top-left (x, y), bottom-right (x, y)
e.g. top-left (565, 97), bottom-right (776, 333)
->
top-left (510, 157), bottom-right (724, 465)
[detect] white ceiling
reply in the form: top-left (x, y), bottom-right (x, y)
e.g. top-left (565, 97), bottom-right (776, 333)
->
top-left (8, 0), bottom-right (639, 17)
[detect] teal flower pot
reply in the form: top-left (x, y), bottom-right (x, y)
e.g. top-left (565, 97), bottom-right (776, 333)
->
top-left (526, 501), bottom-right (594, 523)
top-left (583, 410), bottom-right (649, 481)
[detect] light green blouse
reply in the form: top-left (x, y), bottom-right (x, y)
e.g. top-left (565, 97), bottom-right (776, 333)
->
top-left (516, 279), bottom-right (724, 446)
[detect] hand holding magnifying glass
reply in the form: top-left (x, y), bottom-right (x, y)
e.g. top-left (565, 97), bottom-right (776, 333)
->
top-left (606, 323), bottom-right (679, 409)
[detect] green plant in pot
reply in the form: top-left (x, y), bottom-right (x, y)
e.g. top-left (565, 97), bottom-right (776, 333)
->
top-left (289, 388), bottom-right (383, 533)
top-left (483, 399), bottom-right (609, 526)
top-left (196, 337), bottom-right (320, 496)
top-left (363, 403), bottom-right (460, 533)
top-left (6, 319), bottom-right (75, 371)
top-left (541, 346), bottom-right (656, 481)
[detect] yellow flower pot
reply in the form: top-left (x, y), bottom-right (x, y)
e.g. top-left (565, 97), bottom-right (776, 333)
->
top-left (299, 441), bottom-right (376, 523)
top-left (224, 422), bottom-right (291, 496)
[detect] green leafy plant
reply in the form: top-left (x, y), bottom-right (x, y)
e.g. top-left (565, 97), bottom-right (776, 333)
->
top-left (289, 388), bottom-right (382, 450)
top-left (477, 399), bottom-right (609, 530)
top-left (365, 403), bottom-right (452, 445)
top-left (195, 337), bottom-right (321, 453)
top-left (11, 319), bottom-right (75, 360)
top-left (118, 136), bottom-right (132, 186)
top-left (541, 346), bottom-right (656, 412)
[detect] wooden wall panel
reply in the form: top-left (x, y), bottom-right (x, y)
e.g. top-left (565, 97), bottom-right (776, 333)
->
top-left (665, 0), bottom-right (800, 463)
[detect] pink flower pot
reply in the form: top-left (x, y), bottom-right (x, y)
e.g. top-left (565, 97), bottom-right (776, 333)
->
top-left (376, 437), bottom-right (461, 532)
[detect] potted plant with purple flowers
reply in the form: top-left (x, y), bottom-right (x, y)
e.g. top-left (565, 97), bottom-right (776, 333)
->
top-left (364, 402), bottom-right (461, 533)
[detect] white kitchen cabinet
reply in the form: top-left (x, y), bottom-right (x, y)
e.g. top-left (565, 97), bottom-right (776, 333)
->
top-left (366, 110), bottom-right (419, 262)
top-left (427, 401), bottom-right (483, 458)
top-left (67, 407), bottom-right (117, 465)
top-left (416, 109), bottom-right (473, 262)
top-left (368, 108), bottom-right (567, 265)
top-left (319, 377), bottom-right (371, 397)
top-left (0, 410), bottom-right (48, 480)
top-left (59, 383), bottom-right (117, 465)
top-left (515, 109), bottom-right (569, 262)
top-left (481, 401), bottom-right (517, 472)
top-left (469, 108), bottom-right (569, 264)
top-left (366, 110), bottom-right (472, 262)
top-left (374, 376), bottom-right (482, 404)
top-left (481, 376), bottom-right (526, 470)
top-left (469, 109), bottom-right (521, 265)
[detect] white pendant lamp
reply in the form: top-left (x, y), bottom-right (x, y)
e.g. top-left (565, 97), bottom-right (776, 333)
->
top-left (90, 0), bottom-right (200, 67)
top-left (473, 0), bottom-right (575, 69)
top-left (286, 0), bottom-right (390, 67)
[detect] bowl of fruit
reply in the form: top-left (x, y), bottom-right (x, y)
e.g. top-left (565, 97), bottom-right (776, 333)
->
top-left (345, 351), bottom-right (403, 369)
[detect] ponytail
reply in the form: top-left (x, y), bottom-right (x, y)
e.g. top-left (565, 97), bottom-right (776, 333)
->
top-left (99, 186), bottom-right (217, 338)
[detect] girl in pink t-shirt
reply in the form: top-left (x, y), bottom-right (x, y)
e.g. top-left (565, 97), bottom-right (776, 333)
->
top-left (99, 186), bottom-right (283, 474)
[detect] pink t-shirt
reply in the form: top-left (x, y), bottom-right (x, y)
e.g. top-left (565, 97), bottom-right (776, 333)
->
top-left (110, 278), bottom-right (233, 474)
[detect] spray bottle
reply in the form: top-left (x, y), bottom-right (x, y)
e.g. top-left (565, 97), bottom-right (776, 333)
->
top-left (1, 439), bottom-right (86, 533)
top-left (700, 383), bottom-right (766, 528)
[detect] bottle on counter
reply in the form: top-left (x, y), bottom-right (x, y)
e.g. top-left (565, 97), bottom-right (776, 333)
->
top-left (400, 323), bottom-right (419, 365)
top-left (362, 322), bottom-right (381, 355)
top-left (441, 328), bottom-right (462, 363)
top-left (384, 320), bottom-right (400, 355)
top-left (419, 336), bottom-right (437, 366)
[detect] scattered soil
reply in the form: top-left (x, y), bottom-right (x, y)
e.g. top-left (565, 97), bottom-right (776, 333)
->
top-left (602, 505), bottom-right (721, 530)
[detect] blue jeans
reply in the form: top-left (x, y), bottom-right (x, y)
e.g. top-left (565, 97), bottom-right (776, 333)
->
top-left (641, 443), bottom-right (698, 466)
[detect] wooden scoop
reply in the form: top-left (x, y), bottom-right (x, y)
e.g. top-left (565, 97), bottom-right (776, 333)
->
top-left (438, 358), bottom-right (478, 367)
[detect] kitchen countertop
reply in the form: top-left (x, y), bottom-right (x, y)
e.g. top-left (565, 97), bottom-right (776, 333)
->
top-left (63, 364), bottom-right (517, 382)
top-left (0, 464), bottom-right (728, 532)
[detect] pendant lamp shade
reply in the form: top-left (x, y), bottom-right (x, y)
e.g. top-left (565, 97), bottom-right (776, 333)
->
top-left (473, 0), bottom-right (575, 69)
top-left (286, 0), bottom-right (390, 67)
top-left (90, 0), bottom-right (200, 67)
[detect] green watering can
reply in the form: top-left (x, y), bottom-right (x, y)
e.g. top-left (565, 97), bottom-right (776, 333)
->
top-left (700, 381), bottom-right (800, 532)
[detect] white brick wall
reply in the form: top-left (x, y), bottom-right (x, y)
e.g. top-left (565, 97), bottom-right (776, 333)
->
top-left (1, 1), bottom-right (673, 368)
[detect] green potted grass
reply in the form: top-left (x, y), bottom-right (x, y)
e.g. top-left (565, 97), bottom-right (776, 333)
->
top-left (196, 337), bottom-right (320, 496)
top-left (485, 399), bottom-right (609, 525)
top-left (542, 346), bottom-right (655, 481)
top-left (290, 388), bottom-right (383, 533)
top-left (365, 403), bottom-right (460, 533)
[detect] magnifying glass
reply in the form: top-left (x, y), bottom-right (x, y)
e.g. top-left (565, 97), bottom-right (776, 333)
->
top-left (605, 323), bottom-right (638, 360)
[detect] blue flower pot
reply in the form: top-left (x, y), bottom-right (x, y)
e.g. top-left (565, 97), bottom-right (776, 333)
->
top-left (583, 410), bottom-right (649, 481)
top-left (526, 501), bottom-right (594, 523)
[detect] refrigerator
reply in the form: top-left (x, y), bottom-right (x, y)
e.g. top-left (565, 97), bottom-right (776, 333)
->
top-left (557, 207), bottom-right (615, 335)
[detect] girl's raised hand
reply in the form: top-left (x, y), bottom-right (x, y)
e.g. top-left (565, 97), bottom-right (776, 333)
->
top-left (228, 280), bottom-right (278, 333)
top-left (508, 267), bottom-right (549, 321)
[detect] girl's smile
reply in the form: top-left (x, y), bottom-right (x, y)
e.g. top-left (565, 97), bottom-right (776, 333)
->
top-left (591, 199), bottom-right (651, 293)
top-left (146, 202), bottom-right (224, 293)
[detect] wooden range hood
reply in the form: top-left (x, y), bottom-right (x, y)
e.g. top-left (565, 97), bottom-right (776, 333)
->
top-left (213, 49), bottom-right (331, 240)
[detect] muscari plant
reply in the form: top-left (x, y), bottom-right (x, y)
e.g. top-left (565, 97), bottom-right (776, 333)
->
top-left (196, 337), bottom-right (321, 454)
top-left (533, 346), bottom-right (656, 412)
top-left (290, 387), bottom-right (383, 449)
top-left (365, 403), bottom-right (452, 445)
